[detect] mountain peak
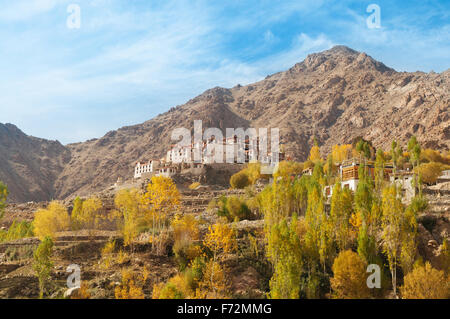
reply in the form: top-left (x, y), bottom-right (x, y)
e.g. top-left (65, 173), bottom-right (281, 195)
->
top-left (326, 45), bottom-right (359, 55)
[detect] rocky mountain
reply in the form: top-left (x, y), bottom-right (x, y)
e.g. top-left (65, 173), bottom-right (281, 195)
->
top-left (0, 123), bottom-right (71, 203)
top-left (1, 46), bottom-right (449, 202)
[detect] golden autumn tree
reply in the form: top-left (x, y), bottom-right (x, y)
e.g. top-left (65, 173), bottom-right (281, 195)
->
top-left (196, 259), bottom-right (229, 299)
top-left (33, 201), bottom-right (70, 240)
top-left (417, 162), bottom-right (443, 184)
top-left (331, 144), bottom-right (353, 163)
top-left (70, 197), bottom-right (84, 230)
top-left (381, 185), bottom-right (404, 296)
top-left (153, 273), bottom-right (192, 299)
top-left (273, 161), bottom-right (303, 180)
top-left (329, 182), bottom-right (353, 252)
top-left (143, 176), bottom-right (180, 251)
top-left (330, 250), bottom-right (370, 299)
top-left (308, 139), bottom-right (322, 163)
top-left (72, 196), bottom-right (103, 235)
top-left (401, 262), bottom-right (449, 299)
top-left (202, 222), bottom-right (237, 297)
top-left (114, 188), bottom-right (147, 248)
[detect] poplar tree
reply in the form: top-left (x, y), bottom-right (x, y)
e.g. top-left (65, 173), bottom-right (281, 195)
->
top-left (267, 216), bottom-right (303, 299)
top-left (330, 182), bottom-right (353, 252)
top-left (381, 185), bottom-right (404, 296)
top-left (33, 236), bottom-right (54, 298)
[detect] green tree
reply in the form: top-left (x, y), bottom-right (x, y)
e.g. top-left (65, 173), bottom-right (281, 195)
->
top-left (391, 140), bottom-right (402, 174)
top-left (408, 136), bottom-right (422, 195)
top-left (267, 216), bottom-right (303, 299)
top-left (33, 236), bottom-right (54, 298)
top-left (381, 185), bottom-right (404, 296)
top-left (329, 182), bottom-right (353, 252)
top-left (70, 197), bottom-right (84, 230)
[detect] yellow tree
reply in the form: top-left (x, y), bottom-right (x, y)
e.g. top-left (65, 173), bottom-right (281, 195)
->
top-left (401, 263), bottom-right (449, 299)
top-left (114, 188), bottom-right (146, 248)
top-left (115, 268), bottom-right (145, 299)
top-left (330, 182), bottom-right (353, 252)
top-left (203, 222), bottom-right (237, 296)
top-left (143, 176), bottom-right (180, 250)
top-left (331, 144), bottom-right (353, 163)
top-left (33, 201), bottom-right (70, 240)
top-left (273, 161), bottom-right (303, 180)
top-left (331, 250), bottom-right (370, 299)
top-left (73, 196), bottom-right (103, 234)
top-left (308, 144), bottom-right (321, 162)
top-left (381, 185), bottom-right (404, 296)
top-left (70, 197), bottom-right (84, 230)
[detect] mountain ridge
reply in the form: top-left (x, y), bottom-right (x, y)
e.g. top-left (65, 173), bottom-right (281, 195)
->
top-left (1, 45), bottom-right (449, 202)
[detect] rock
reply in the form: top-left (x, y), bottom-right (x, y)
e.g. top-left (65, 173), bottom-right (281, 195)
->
top-left (64, 287), bottom-right (80, 299)
top-left (428, 239), bottom-right (438, 247)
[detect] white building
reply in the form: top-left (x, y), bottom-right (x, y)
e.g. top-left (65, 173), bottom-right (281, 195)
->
top-left (134, 160), bottom-right (159, 178)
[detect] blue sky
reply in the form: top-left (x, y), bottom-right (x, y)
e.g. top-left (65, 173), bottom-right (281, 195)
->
top-left (0, 0), bottom-right (448, 144)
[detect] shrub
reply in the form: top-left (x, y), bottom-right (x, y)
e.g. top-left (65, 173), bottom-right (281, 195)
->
top-left (0, 220), bottom-right (34, 243)
top-left (226, 196), bottom-right (252, 221)
top-left (216, 196), bottom-right (252, 222)
top-left (115, 268), bottom-right (145, 299)
top-left (152, 273), bottom-right (193, 299)
top-left (171, 214), bottom-right (202, 270)
top-left (401, 262), bottom-right (449, 299)
top-left (330, 250), bottom-right (371, 299)
top-left (230, 171), bottom-right (250, 189)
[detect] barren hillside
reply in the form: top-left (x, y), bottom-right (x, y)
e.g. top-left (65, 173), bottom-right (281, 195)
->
top-left (1, 46), bottom-right (449, 202)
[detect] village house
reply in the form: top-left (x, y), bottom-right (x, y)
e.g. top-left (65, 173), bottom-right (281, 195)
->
top-left (390, 170), bottom-right (416, 202)
top-left (324, 158), bottom-right (394, 198)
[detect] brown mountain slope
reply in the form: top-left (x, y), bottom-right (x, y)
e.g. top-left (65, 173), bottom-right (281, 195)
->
top-left (1, 46), bottom-right (449, 202)
top-left (54, 46), bottom-right (448, 200)
top-left (0, 123), bottom-right (71, 202)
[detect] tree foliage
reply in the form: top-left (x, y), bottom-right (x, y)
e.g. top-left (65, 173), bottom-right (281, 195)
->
top-left (33, 201), bottom-right (70, 240)
top-left (400, 263), bottom-right (449, 299)
top-left (331, 250), bottom-right (370, 299)
top-left (230, 171), bottom-right (251, 189)
top-left (267, 217), bottom-right (303, 299)
top-left (33, 236), bottom-right (54, 298)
